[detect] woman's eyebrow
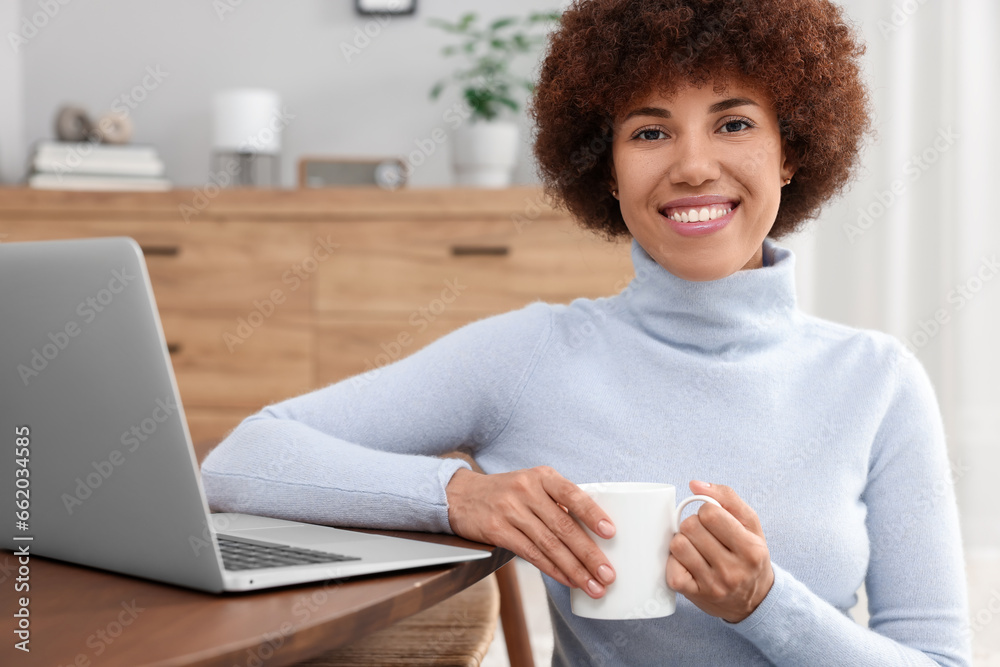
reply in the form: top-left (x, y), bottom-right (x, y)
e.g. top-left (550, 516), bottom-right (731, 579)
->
top-left (707, 97), bottom-right (759, 114)
top-left (621, 106), bottom-right (671, 123)
top-left (620, 97), bottom-right (760, 124)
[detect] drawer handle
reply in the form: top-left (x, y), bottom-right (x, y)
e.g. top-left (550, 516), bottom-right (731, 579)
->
top-left (450, 245), bottom-right (509, 257)
top-left (166, 342), bottom-right (182, 355)
top-left (140, 245), bottom-right (180, 257)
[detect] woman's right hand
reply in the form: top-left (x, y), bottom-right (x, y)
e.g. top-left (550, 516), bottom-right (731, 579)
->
top-left (445, 466), bottom-right (617, 597)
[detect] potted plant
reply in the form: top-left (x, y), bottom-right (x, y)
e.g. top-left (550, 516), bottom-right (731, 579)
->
top-left (428, 10), bottom-right (560, 187)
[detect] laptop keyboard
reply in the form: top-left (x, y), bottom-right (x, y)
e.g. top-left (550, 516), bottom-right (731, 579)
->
top-left (217, 536), bottom-right (361, 571)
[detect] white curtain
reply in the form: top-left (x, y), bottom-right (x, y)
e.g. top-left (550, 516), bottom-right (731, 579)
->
top-left (784, 0), bottom-right (1000, 550)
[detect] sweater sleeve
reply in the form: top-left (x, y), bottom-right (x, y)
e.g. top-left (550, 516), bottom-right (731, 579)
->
top-left (198, 302), bottom-right (553, 534)
top-left (725, 344), bottom-right (971, 666)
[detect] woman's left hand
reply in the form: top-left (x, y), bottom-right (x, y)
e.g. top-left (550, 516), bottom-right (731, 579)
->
top-left (666, 480), bottom-right (775, 624)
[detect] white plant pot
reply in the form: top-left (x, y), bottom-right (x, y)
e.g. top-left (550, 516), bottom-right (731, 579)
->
top-left (452, 121), bottom-right (520, 188)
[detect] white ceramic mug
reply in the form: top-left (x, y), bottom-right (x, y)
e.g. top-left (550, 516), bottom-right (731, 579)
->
top-left (570, 482), bottom-right (722, 620)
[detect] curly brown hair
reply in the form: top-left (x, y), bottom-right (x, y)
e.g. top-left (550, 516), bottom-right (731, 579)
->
top-left (528, 0), bottom-right (872, 240)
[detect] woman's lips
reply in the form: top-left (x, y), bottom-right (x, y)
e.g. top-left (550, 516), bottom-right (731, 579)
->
top-left (659, 202), bottom-right (739, 237)
top-left (661, 202), bottom-right (735, 223)
top-left (659, 195), bottom-right (740, 221)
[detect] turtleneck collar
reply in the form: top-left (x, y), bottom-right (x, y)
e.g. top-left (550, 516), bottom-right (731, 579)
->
top-left (614, 237), bottom-right (799, 354)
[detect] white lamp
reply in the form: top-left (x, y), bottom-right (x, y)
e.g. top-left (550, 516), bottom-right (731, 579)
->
top-left (211, 89), bottom-right (283, 187)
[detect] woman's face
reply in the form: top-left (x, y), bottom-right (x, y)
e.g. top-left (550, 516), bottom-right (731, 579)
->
top-left (609, 78), bottom-right (795, 281)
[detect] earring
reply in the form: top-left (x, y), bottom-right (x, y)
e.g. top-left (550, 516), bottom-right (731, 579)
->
top-left (611, 188), bottom-right (618, 198)
top-left (782, 178), bottom-right (792, 186)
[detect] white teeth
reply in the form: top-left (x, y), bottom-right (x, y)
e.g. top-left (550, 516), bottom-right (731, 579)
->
top-left (668, 206), bottom-right (732, 222)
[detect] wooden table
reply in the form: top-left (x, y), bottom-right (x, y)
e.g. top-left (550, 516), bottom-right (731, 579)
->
top-left (0, 530), bottom-right (511, 667)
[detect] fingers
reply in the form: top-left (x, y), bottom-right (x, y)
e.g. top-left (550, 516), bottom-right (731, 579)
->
top-left (529, 491), bottom-right (616, 595)
top-left (689, 481), bottom-right (763, 536)
top-left (446, 465), bottom-right (618, 598)
top-left (690, 504), bottom-right (749, 553)
top-left (665, 538), bottom-right (700, 594)
top-left (545, 471), bottom-right (616, 539)
top-left (501, 468), bottom-right (615, 595)
top-left (501, 525), bottom-right (574, 588)
top-left (672, 515), bottom-right (725, 580)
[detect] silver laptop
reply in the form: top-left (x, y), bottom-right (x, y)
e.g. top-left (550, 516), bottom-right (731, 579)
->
top-left (0, 236), bottom-right (489, 593)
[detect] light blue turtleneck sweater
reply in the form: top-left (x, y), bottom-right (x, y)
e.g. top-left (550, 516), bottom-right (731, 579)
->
top-left (200, 238), bottom-right (970, 666)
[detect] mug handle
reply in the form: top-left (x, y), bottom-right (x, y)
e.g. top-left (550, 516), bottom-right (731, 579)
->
top-left (674, 494), bottom-right (722, 527)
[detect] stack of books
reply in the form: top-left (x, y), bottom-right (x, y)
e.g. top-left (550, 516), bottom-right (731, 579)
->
top-left (28, 141), bottom-right (171, 191)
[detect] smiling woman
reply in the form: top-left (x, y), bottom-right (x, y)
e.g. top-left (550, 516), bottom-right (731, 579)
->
top-left (199, 1), bottom-right (970, 665)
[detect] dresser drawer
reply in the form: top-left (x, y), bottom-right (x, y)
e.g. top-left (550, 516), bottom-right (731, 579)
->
top-left (0, 220), bottom-right (317, 312)
top-left (316, 313), bottom-right (481, 386)
top-left (161, 311), bottom-right (314, 410)
top-left (315, 218), bottom-right (633, 313)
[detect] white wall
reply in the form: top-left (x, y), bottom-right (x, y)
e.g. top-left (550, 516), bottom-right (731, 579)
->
top-left (12, 0), bottom-right (566, 188)
top-left (0, 0), bottom-right (24, 183)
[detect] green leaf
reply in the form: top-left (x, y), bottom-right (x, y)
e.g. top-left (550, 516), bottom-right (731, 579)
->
top-left (458, 12), bottom-right (477, 30)
top-left (527, 10), bottom-right (562, 23)
top-left (489, 17), bottom-right (517, 31)
top-left (428, 8), bottom-right (559, 118)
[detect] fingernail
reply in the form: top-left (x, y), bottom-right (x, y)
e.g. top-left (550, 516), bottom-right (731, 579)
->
top-left (693, 480), bottom-right (711, 487)
top-left (598, 519), bottom-right (615, 537)
top-left (587, 579), bottom-right (604, 596)
top-left (598, 564), bottom-right (615, 584)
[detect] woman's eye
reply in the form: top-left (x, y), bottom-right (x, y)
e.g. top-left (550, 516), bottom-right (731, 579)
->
top-left (635, 128), bottom-right (665, 141)
top-left (720, 119), bottom-right (752, 133)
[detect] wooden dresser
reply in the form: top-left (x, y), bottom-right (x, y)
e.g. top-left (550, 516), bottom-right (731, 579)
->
top-left (0, 187), bottom-right (633, 457)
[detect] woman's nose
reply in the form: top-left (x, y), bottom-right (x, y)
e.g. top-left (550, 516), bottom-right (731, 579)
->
top-left (667, 134), bottom-right (721, 187)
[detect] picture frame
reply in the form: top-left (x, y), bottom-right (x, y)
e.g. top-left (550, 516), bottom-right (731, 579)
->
top-left (354, 0), bottom-right (416, 16)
